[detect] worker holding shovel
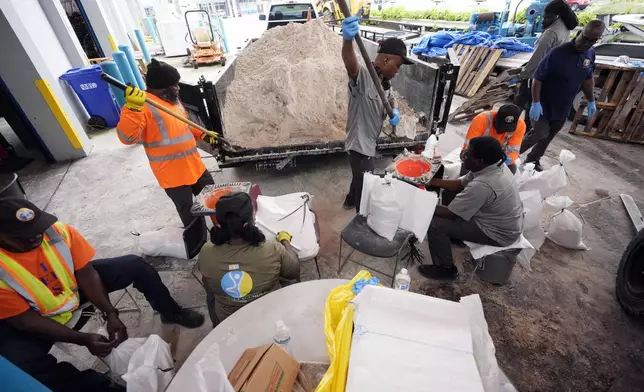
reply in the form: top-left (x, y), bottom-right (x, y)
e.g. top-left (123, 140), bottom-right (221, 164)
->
top-left (116, 59), bottom-right (217, 227)
top-left (341, 16), bottom-right (413, 212)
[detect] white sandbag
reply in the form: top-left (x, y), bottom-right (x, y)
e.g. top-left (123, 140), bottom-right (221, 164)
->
top-left (443, 162), bottom-right (463, 180)
top-left (520, 191), bottom-right (542, 230)
top-left (191, 343), bottom-right (235, 392)
top-left (138, 227), bottom-right (188, 259)
top-left (255, 192), bottom-right (319, 260)
top-left (123, 335), bottom-right (175, 392)
top-left (464, 235), bottom-right (533, 260)
top-left (366, 180), bottom-right (403, 241)
top-left (102, 338), bottom-right (148, 376)
top-left (359, 172), bottom-right (381, 217)
top-left (460, 294), bottom-right (500, 392)
top-left (518, 150), bottom-right (575, 199)
top-left (544, 196), bottom-right (588, 250)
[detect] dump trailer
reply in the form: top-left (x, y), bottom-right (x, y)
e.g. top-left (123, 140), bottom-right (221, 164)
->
top-left (179, 40), bottom-right (459, 169)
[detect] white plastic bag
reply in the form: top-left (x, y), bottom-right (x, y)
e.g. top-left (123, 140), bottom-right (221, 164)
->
top-left (191, 343), bottom-right (235, 392)
top-left (103, 338), bottom-right (148, 376)
top-left (516, 190), bottom-right (545, 270)
top-left (138, 227), bottom-right (188, 259)
top-left (366, 179), bottom-right (403, 241)
top-left (518, 150), bottom-right (575, 199)
top-left (460, 294), bottom-right (499, 392)
top-left (122, 335), bottom-right (175, 392)
top-left (544, 196), bottom-right (588, 250)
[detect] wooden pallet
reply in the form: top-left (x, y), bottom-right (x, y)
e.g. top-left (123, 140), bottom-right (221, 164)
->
top-left (453, 45), bottom-right (504, 98)
top-left (569, 64), bottom-right (644, 144)
top-left (448, 68), bottom-right (521, 122)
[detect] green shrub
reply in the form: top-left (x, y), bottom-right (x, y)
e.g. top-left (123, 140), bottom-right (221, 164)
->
top-left (577, 11), bottom-right (597, 26)
top-left (513, 7), bottom-right (527, 24)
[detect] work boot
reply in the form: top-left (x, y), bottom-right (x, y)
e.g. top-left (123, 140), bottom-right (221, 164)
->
top-left (161, 309), bottom-right (205, 328)
top-left (527, 160), bottom-right (544, 172)
top-left (343, 194), bottom-right (355, 210)
top-left (418, 265), bottom-right (458, 280)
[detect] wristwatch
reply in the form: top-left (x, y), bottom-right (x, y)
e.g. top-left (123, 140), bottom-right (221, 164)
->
top-left (103, 308), bottom-right (119, 318)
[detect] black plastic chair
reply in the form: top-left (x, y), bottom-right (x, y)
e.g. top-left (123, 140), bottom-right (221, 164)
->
top-left (338, 215), bottom-right (413, 287)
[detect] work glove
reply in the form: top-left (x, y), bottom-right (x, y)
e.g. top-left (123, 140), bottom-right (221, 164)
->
top-left (389, 108), bottom-right (400, 127)
top-left (342, 16), bottom-right (360, 41)
top-left (529, 102), bottom-right (543, 122)
top-left (587, 101), bottom-right (597, 117)
top-left (276, 231), bottom-right (293, 243)
top-left (200, 132), bottom-right (218, 147)
top-left (125, 86), bottom-right (146, 112)
top-left (505, 156), bottom-right (513, 166)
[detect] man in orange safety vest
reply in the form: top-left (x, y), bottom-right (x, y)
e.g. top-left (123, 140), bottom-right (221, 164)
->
top-left (117, 59), bottom-right (217, 227)
top-left (0, 198), bottom-right (204, 391)
top-left (462, 104), bottom-right (526, 175)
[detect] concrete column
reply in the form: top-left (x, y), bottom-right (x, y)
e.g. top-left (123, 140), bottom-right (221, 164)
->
top-left (79, 0), bottom-right (119, 57)
top-left (0, 1), bottom-right (92, 161)
top-left (38, 0), bottom-right (89, 68)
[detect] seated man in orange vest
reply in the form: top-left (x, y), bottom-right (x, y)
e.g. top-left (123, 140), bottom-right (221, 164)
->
top-left (0, 198), bottom-right (204, 392)
top-left (463, 104), bottom-right (526, 174)
top-left (117, 59), bottom-right (217, 227)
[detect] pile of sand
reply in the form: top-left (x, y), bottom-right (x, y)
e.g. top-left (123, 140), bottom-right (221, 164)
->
top-left (222, 20), bottom-right (349, 148)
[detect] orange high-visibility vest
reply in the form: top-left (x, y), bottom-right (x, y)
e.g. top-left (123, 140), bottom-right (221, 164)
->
top-left (0, 222), bottom-right (79, 325)
top-left (463, 111), bottom-right (526, 164)
top-left (116, 94), bottom-right (206, 189)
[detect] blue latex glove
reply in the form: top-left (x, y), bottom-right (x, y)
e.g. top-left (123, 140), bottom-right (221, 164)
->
top-left (587, 101), bottom-right (597, 117)
top-left (342, 16), bottom-right (360, 40)
top-left (529, 102), bottom-right (543, 122)
top-left (505, 156), bottom-right (513, 165)
top-left (389, 108), bottom-right (400, 126)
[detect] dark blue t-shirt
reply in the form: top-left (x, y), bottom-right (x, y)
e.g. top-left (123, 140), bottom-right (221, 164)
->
top-left (533, 42), bottom-right (595, 121)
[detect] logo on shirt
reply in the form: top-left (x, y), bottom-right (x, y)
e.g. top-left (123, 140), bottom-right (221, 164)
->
top-left (583, 59), bottom-right (591, 68)
top-left (15, 208), bottom-right (35, 222)
top-left (221, 271), bottom-right (253, 299)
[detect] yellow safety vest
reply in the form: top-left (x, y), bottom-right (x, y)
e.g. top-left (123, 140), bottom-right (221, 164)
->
top-left (0, 222), bottom-right (80, 325)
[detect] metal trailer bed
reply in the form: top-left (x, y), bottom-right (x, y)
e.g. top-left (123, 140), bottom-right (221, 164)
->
top-left (179, 40), bottom-right (459, 169)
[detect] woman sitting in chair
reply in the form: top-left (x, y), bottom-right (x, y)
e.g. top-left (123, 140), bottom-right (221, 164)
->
top-left (198, 192), bottom-right (300, 327)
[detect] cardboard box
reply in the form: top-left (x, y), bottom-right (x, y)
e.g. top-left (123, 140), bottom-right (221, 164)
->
top-left (228, 344), bottom-right (300, 392)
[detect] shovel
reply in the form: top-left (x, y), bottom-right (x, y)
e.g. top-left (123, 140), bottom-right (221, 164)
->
top-left (100, 73), bottom-right (236, 152)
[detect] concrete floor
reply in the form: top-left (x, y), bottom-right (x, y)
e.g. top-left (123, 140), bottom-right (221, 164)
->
top-left (5, 86), bottom-right (644, 389)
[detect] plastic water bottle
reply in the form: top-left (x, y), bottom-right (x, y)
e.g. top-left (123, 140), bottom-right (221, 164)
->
top-left (273, 320), bottom-right (292, 354)
top-left (394, 268), bottom-right (411, 291)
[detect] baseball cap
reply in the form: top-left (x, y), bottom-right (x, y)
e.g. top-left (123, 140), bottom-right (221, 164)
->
top-left (0, 198), bottom-right (57, 238)
top-left (494, 104), bottom-right (521, 133)
top-left (378, 38), bottom-right (414, 65)
top-left (215, 192), bottom-right (253, 228)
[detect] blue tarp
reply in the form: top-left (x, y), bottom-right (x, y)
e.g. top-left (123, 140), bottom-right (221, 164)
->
top-left (412, 31), bottom-right (534, 58)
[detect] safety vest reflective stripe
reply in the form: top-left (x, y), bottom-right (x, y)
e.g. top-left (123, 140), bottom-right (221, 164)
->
top-left (117, 127), bottom-right (137, 143)
top-left (506, 145), bottom-right (520, 152)
top-left (142, 132), bottom-right (193, 148)
top-left (0, 223), bottom-right (79, 324)
top-left (149, 105), bottom-right (170, 141)
top-left (484, 111), bottom-right (514, 148)
top-left (147, 146), bottom-right (198, 162)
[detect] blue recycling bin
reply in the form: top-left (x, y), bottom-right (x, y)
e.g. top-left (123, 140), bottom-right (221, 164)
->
top-left (60, 65), bottom-right (121, 128)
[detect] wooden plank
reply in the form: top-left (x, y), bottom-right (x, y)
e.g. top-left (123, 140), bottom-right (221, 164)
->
top-left (608, 73), bottom-right (643, 134)
top-left (623, 84), bottom-right (644, 140)
top-left (458, 48), bottom-right (487, 94)
top-left (448, 69), bottom-right (515, 122)
top-left (465, 49), bottom-right (502, 97)
top-left (610, 71), bottom-right (634, 104)
top-left (455, 47), bottom-right (481, 93)
top-left (605, 72), bottom-right (638, 135)
top-left (568, 100), bottom-right (586, 134)
top-left (570, 128), bottom-right (644, 145)
top-left (599, 70), bottom-right (618, 101)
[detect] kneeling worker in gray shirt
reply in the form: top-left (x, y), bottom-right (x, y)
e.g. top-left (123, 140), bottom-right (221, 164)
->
top-left (340, 14), bottom-right (413, 212)
top-left (420, 136), bottom-right (524, 280)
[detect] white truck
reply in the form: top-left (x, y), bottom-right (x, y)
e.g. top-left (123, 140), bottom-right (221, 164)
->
top-left (259, 2), bottom-right (319, 30)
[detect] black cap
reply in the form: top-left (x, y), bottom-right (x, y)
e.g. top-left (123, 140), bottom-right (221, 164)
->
top-left (0, 198), bottom-right (57, 238)
top-left (146, 59), bottom-right (181, 89)
top-left (494, 104), bottom-right (521, 133)
top-left (215, 192), bottom-right (253, 227)
top-left (378, 38), bottom-right (413, 65)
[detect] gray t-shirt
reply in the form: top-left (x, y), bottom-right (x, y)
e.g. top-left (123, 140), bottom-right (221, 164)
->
top-left (448, 164), bottom-right (523, 246)
top-left (345, 66), bottom-right (391, 157)
top-left (521, 18), bottom-right (571, 79)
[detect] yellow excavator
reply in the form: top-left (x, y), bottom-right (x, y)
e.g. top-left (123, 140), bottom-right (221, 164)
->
top-left (315, 0), bottom-right (370, 23)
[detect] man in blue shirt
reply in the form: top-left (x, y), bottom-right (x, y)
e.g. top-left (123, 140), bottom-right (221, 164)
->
top-left (520, 20), bottom-right (605, 171)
